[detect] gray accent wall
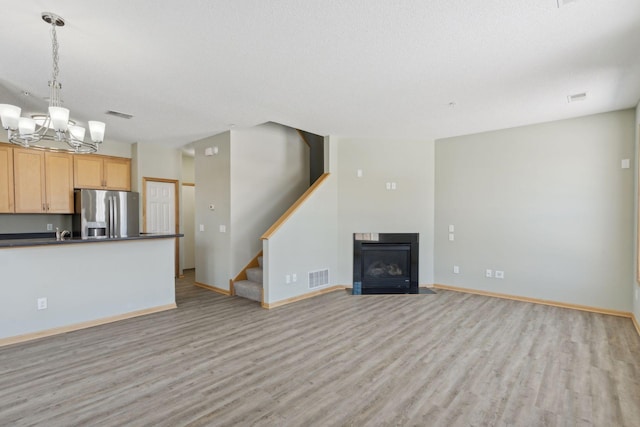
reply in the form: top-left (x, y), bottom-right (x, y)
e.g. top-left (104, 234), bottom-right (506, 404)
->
top-left (0, 214), bottom-right (71, 234)
top-left (194, 132), bottom-right (231, 289)
top-left (264, 136), bottom-right (338, 304)
top-left (435, 110), bottom-right (635, 311)
top-left (1, 238), bottom-right (175, 340)
top-left (634, 104), bottom-right (640, 322)
top-left (336, 137), bottom-right (436, 286)
top-left (193, 123), bottom-right (309, 291)
top-left (230, 123), bottom-right (309, 277)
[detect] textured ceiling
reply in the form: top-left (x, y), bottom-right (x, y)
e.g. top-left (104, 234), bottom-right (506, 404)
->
top-left (1, 0), bottom-right (639, 148)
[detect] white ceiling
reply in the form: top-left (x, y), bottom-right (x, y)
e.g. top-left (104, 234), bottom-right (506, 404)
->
top-left (1, 0), bottom-right (639, 149)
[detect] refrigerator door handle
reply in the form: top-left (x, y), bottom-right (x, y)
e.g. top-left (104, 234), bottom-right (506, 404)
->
top-left (108, 197), bottom-right (114, 238)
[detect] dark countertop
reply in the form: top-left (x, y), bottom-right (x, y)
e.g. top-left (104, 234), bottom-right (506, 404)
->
top-left (0, 233), bottom-right (183, 248)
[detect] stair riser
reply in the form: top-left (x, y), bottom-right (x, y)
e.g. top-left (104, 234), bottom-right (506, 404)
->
top-left (246, 268), bottom-right (263, 284)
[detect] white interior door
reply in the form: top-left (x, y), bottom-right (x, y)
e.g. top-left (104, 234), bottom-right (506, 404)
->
top-left (145, 181), bottom-right (176, 234)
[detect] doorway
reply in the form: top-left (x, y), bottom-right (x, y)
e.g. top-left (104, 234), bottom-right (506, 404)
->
top-left (143, 177), bottom-right (179, 277)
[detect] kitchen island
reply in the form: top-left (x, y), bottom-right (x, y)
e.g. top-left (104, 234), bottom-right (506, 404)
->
top-left (0, 234), bottom-right (181, 346)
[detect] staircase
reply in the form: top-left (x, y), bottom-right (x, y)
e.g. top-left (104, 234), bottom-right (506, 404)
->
top-left (233, 255), bottom-right (263, 303)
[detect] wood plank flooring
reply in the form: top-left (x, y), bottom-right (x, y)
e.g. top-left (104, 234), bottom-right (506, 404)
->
top-left (1, 270), bottom-right (639, 426)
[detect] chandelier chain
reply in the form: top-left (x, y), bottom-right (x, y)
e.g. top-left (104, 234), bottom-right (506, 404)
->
top-left (49, 21), bottom-right (61, 107)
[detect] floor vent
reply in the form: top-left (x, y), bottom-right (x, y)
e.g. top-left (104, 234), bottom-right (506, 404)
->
top-left (309, 269), bottom-right (329, 289)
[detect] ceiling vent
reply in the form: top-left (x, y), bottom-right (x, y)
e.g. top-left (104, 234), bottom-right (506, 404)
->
top-left (106, 110), bottom-right (134, 120)
top-left (567, 92), bottom-right (587, 103)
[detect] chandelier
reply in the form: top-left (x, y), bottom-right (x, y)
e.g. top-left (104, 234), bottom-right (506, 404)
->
top-left (0, 12), bottom-right (105, 154)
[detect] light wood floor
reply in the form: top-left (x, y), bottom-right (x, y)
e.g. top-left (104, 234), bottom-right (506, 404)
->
top-left (1, 270), bottom-right (639, 426)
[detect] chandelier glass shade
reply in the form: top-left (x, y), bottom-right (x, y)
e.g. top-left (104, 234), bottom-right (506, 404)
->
top-left (0, 12), bottom-right (105, 154)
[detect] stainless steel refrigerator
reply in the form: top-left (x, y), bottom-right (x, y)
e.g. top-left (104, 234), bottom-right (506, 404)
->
top-left (72, 189), bottom-right (140, 239)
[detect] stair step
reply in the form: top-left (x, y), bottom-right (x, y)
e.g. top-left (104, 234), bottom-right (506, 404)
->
top-left (246, 267), bottom-right (263, 284)
top-left (258, 256), bottom-right (263, 268)
top-left (234, 280), bottom-right (262, 302)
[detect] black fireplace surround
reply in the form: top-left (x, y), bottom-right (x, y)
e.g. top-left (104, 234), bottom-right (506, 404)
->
top-left (353, 233), bottom-right (419, 294)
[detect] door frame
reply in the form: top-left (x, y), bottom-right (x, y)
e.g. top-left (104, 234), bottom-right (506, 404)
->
top-left (143, 177), bottom-right (180, 277)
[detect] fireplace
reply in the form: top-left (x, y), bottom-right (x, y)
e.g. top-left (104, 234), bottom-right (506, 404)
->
top-left (353, 233), bottom-right (419, 294)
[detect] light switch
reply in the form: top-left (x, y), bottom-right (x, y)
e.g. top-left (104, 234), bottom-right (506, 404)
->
top-left (357, 169), bottom-right (363, 178)
top-left (621, 159), bottom-right (630, 169)
top-left (453, 265), bottom-right (460, 274)
top-left (391, 182), bottom-right (397, 190)
top-left (448, 225), bottom-right (455, 233)
top-left (219, 225), bottom-right (226, 233)
top-left (386, 182), bottom-right (391, 190)
top-left (448, 233), bottom-right (454, 241)
top-left (204, 147), bottom-right (214, 156)
top-left (199, 224), bottom-right (205, 232)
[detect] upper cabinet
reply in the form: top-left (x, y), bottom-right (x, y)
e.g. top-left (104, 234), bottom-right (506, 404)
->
top-left (74, 155), bottom-right (131, 191)
top-left (13, 149), bottom-right (74, 213)
top-left (0, 144), bottom-right (14, 213)
top-left (45, 152), bottom-right (75, 213)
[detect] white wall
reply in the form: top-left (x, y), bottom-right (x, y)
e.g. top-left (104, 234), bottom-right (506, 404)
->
top-left (182, 154), bottom-right (195, 269)
top-left (194, 133), bottom-right (231, 288)
top-left (131, 142), bottom-right (182, 193)
top-left (264, 136), bottom-right (338, 304)
top-left (634, 103), bottom-right (640, 322)
top-left (182, 154), bottom-right (195, 183)
top-left (0, 238), bottom-right (175, 340)
top-left (0, 214), bottom-right (71, 234)
top-left (193, 124), bottom-right (310, 291)
top-left (336, 137), bottom-right (435, 286)
top-left (435, 110), bottom-right (635, 312)
top-left (132, 142), bottom-right (183, 273)
top-left (97, 140), bottom-right (132, 158)
top-left (230, 123), bottom-right (309, 276)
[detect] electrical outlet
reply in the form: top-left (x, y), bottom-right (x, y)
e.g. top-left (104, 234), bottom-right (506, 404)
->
top-left (286, 275), bottom-right (291, 284)
top-left (292, 273), bottom-right (297, 282)
top-left (453, 265), bottom-right (460, 274)
top-left (47, 224), bottom-right (53, 231)
top-left (37, 297), bottom-right (47, 310)
top-left (495, 270), bottom-right (504, 279)
top-left (485, 269), bottom-right (493, 278)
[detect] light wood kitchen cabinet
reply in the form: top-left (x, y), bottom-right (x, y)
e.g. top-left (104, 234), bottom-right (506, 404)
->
top-left (45, 152), bottom-right (74, 213)
top-left (13, 149), bottom-right (74, 213)
top-left (0, 144), bottom-right (14, 213)
top-left (74, 155), bottom-right (131, 191)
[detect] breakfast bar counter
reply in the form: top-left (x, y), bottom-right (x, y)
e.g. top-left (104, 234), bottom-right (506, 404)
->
top-left (0, 234), bottom-right (181, 346)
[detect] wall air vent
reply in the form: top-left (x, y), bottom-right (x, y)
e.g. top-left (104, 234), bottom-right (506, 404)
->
top-left (106, 110), bottom-right (134, 120)
top-left (309, 269), bottom-right (329, 289)
top-left (567, 92), bottom-right (587, 103)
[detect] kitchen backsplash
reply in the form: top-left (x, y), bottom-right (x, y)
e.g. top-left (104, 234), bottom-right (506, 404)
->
top-left (0, 214), bottom-right (72, 234)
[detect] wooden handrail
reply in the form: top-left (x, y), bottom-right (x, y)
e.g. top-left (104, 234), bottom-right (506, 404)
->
top-left (261, 173), bottom-right (330, 240)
